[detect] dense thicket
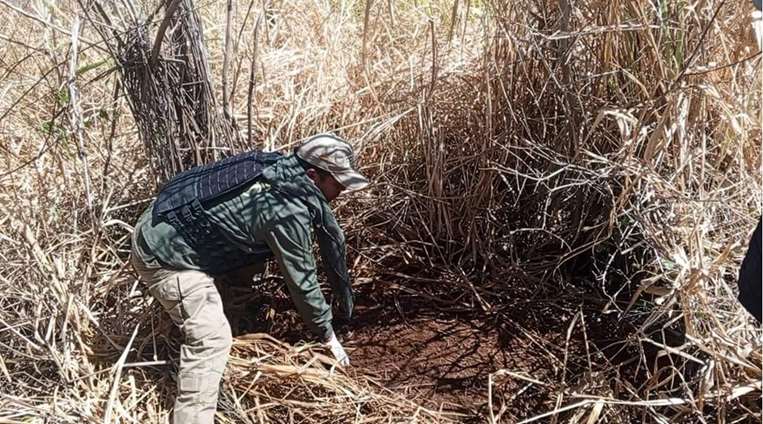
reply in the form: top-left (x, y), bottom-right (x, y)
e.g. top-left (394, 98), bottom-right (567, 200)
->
top-left (0, 0), bottom-right (759, 422)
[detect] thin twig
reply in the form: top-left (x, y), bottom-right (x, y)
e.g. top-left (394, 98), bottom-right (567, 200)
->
top-left (150, 0), bottom-right (182, 67)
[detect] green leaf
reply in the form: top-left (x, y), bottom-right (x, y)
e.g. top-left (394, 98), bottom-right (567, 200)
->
top-left (76, 59), bottom-right (110, 77)
top-left (56, 88), bottom-right (69, 107)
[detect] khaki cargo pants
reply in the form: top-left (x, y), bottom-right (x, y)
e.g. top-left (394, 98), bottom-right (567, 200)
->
top-left (130, 231), bottom-right (232, 424)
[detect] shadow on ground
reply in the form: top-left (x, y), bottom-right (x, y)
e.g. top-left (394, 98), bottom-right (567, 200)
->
top-left (214, 271), bottom-right (652, 421)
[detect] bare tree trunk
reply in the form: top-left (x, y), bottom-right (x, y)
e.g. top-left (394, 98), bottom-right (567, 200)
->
top-left (84, 0), bottom-right (242, 186)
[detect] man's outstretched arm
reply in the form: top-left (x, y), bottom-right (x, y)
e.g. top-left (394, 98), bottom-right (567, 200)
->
top-left (263, 216), bottom-right (334, 340)
top-left (263, 218), bottom-right (350, 365)
top-left (315, 212), bottom-right (353, 321)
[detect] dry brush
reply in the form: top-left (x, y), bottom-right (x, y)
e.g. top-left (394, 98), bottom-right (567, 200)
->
top-left (0, 0), bottom-right (759, 422)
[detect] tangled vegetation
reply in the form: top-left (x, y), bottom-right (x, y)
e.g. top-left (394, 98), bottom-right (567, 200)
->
top-left (0, 0), bottom-right (759, 422)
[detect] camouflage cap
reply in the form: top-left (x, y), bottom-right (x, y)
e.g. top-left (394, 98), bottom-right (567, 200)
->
top-left (296, 134), bottom-right (370, 191)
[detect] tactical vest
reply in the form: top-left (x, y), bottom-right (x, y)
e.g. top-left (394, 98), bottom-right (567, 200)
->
top-left (152, 150), bottom-right (283, 274)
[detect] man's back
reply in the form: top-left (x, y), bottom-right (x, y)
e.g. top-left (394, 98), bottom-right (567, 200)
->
top-left (136, 154), bottom-right (330, 274)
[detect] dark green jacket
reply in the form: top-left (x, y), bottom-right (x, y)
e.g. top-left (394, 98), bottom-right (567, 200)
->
top-left (134, 154), bottom-right (350, 340)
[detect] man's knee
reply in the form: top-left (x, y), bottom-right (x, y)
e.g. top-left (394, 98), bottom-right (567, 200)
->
top-left (209, 318), bottom-right (233, 356)
top-left (183, 290), bottom-right (232, 349)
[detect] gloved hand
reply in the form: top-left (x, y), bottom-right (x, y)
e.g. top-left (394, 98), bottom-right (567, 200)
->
top-left (333, 284), bottom-right (354, 322)
top-left (325, 332), bottom-right (350, 367)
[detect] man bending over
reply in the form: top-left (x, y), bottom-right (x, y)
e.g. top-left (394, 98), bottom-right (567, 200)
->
top-left (130, 134), bottom-right (368, 424)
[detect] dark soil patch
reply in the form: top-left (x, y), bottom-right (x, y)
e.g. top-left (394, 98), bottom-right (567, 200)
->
top-left (346, 316), bottom-right (510, 406)
top-left (215, 275), bottom-right (602, 420)
top-left (211, 247), bottom-right (699, 421)
top-left (208, 263), bottom-right (706, 422)
top-left (342, 309), bottom-right (555, 416)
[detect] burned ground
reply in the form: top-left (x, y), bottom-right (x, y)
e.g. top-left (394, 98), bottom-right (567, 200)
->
top-left (210, 265), bottom-right (666, 422)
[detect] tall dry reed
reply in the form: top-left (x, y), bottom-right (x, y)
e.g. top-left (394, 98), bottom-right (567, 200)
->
top-left (0, 0), bottom-right (759, 422)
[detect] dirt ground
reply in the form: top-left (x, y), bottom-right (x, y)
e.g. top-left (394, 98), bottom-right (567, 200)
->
top-left (215, 275), bottom-right (606, 420)
top-left (343, 309), bottom-right (539, 414)
top-left (210, 261), bottom-right (719, 423)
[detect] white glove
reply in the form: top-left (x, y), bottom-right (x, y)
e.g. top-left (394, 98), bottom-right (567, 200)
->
top-left (325, 332), bottom-right (350, 367)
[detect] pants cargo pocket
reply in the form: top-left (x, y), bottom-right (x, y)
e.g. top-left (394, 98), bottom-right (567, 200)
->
top-left (174, 372), bottom-right (220, 424)
top-left (178, 373), bottom-right (203, 394)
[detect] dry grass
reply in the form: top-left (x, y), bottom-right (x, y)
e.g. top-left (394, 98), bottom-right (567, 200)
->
top-left (0, 0), bottom-right (760, 422)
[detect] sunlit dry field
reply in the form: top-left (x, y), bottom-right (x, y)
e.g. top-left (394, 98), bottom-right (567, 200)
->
top-left (0, 0), bottom-right (760, 422)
